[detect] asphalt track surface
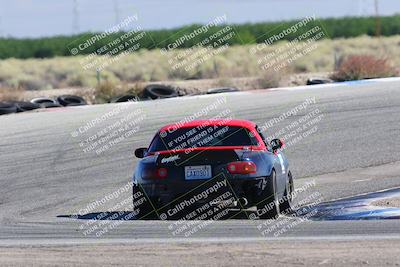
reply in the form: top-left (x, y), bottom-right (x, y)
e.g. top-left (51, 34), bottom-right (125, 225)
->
top-left (1, 78), bottom-right (400, 263)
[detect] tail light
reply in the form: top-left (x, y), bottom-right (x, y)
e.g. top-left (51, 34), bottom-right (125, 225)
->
top-left (227, 161), bottom-right (256, 174)
top-left (157, 168), bottom-right (168, 178)
top-left (142, 167), bottom-right (168, 179)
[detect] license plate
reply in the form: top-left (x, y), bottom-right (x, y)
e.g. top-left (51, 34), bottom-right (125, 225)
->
top-left (185, 165), bottom-right (212, 180)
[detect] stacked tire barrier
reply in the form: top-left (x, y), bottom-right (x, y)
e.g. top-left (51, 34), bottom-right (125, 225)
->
top-left (0, 84), bottom-right (242, 116)
top-left (142, 85), bottom-right (178, 99)
top-left (0, 102), bottom-right (18, 115)
top-left (306, 78), bottom-right (333, 85)
top-left (0, 95), bottom-right (87, 116)
top-left (206, 87), bottom-right (239, 94)
top-left (56, 95), bottom-right (87, 106)
top-left (111, 94), bottom-right (139, 103)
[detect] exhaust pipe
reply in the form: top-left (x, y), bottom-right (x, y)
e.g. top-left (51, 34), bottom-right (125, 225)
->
top-left (237, 197), bottom-right (248, 207)
top-left (211, 197), bottom-right (248, 208)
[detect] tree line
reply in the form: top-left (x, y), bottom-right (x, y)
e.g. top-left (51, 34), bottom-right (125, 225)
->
top-left (0, 15), bottom-right (399, 59)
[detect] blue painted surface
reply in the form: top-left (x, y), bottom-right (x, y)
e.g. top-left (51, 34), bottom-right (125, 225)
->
top-left (335, 79), bottom-right (375, 86)
top-left (302, 188), bottom-right (400, 220)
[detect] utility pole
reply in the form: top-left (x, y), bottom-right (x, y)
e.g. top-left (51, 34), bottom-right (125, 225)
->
top-left (374, 0), bottom-right (381, 37)
top-left (0, 16), bottom-right (3, 38)
top-left (113, 0), bottom-right (120, 25)
top-left (73, 0), bottom-right (80, 34)
top-left (357, 0), bottom-right (364, 16)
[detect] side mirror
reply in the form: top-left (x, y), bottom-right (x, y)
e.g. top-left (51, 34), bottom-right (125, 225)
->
top-left (270, 138), bottom-right (284, 151)
top-left (134, 147), bottom-right (147, 158)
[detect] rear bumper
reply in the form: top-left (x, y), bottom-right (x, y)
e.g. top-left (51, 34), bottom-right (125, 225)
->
top-left (139, 176), bottom-right (268, 207)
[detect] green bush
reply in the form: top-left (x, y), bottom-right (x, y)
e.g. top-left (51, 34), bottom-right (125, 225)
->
top-left (1, 15), bottom-right (400, 59)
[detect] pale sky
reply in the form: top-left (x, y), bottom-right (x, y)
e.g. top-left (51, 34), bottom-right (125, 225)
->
top-left (0, 0), bottom-right (399, 38)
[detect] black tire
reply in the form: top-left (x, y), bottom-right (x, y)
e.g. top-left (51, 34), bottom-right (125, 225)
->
top-left (30, 98), bottom-right (62, 108)
top-left (56, 95), bottom-right (87, 106)
top-left (111, 94), bottom-right (138, 103)
top-left (132, 184), bottom-right (158, 219)
top-left (12, 101), bottom-right (41, 112)
top-left (279, 171), bottom-right (294, 214)
top-left (206, 87), bottom-right (239, 94)
top-left (306, 78), bottom-right (333, 85)
top-left (0, 102), bottom-right (17, 115)
top-left (143, 84), bottom-right (178, 99)
top-left (256, 170), bottom-right (279, 219)
top-left (30, 97), bottom-right (57, 105)
top-left (41, 102), bottom-right (63, 108)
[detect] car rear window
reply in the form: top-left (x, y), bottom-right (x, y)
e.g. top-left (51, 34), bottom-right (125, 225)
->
top-left (148, 126), bottom-right (259, 152)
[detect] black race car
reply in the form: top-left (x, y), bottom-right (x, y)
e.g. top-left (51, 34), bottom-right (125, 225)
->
top-left (132, 119), bottom-right (293, 220)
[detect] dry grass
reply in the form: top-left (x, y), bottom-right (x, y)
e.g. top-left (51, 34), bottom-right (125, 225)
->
top-left (0, 35), bottom-right (399, 96)
top-left (258, 71), bottom-right (282, 89)
top-left (95, 81), bottom-right (120, 104)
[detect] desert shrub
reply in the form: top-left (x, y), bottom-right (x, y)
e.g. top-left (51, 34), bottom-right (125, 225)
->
top-left (258, 71), bottom-right (281, 89)
top-left (293, 63), bottom-right (309, 73)
top-left (18, 78), bottom-right (49, 90)
top-left (0, 87), bottom-right (25, 101)
top-left (215, 77), bottom-right (234, 87)
top-left (95, 81), bottom-right (119, 104)
top-left (331, 55), bottom-right (397, 81)
top-left (94, 81), bottom-right (143, 104)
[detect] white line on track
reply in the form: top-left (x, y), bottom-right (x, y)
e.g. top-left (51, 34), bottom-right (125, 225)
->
top-left (1, 234), bottom-right (400, 246)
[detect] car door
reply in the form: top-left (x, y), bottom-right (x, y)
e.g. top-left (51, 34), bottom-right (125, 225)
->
top-left (256, 125), bottom-right (285, 196)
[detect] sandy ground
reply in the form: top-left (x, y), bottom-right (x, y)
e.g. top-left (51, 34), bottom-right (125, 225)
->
top-left (372, 197), bottom-right (400, 208)
top-left (0, 240), bottom-right (399, 266)
top-left (9, 72), bottom-right (331, 104)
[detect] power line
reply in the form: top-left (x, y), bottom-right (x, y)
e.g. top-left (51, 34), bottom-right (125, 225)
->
top-left (375, 0), bottom-right (381, 37)
top-left (0, 16), bottom-right (3, 37)
top-left (358, 0), bottom-right (362, 16)
top-left (113, 0), bottom-right (120, 25)
top-left (73, 0), bottom-right (80, 34)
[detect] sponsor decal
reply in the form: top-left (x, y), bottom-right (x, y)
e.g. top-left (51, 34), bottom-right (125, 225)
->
top-left (161, 155), bottom-right (180, 163)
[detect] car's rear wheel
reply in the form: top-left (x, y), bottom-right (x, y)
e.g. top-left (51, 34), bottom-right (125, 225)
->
top-left (279, 171), bottom-right (294, 214)
top-left (256, 169), bottom-right (279, 219)
top-left (132, 184), bottom-right (157, 219)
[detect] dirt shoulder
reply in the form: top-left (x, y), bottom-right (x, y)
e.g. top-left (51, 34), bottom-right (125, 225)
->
top-left (372, 197), bottom-right (400, 208)
top-left (5, 72), bottom-right (331, 104)
top-left (0, 239), bottom-right (399, 266)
